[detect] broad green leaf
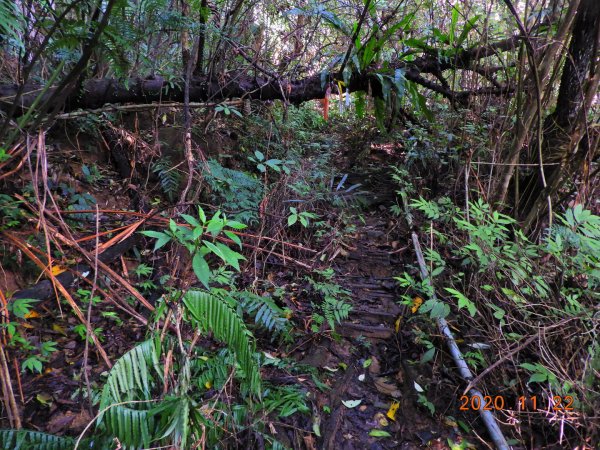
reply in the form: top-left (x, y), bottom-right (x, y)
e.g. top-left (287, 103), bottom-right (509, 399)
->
top-left (206, 217), bottom-right (224, 236)
top-left (226, 220), bottom-right (247, 230)
top-left (203, 240), bottom-right (225, 261)
top-left (520, 362), bottom-right (538, 371)
top-left (192, 254), bottom-right (211, 288)
top-left (140, 230), bottom-right (166, 239)
top-left (141, 230), bottom-right (172, 251)
top-left (10, 298), bottom-right (38, 318)
top-left (215, 242), bottom-right (245, 271)
top-left (528, 373), bottom-right (548, 383)
top-left (192, 226), bottom-right (203, 240)
top-left (420, 347), bottom-right (436, 364)
top-left (456, 15), bottom-right (480, 46)
top-left (369, 430), bottom-right (391, 437)
top-left (224, 230), bottom-right (242, 248)
top-left (449, 6), bottom-right (459, 45)
top-left (180, 214), bottom-right (200, 228)
top-left (197, 206), bottom-right (206, 223)
top-left (169, 219), bottom-right (178, 234)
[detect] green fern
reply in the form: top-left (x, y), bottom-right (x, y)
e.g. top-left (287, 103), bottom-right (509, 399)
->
top-left (0, 429), bottom-right (77, 450)
top-left (0, 0), bottom-right (24, 51)
top-left (262, 385), bottom-right (310, 418)
top-left (323, 297), bottom-right (352, 330)
top-left (232, 291), bottom-right (290, 337)
top-left (98, 339), bottom-right (162, 450)
top-left (183, 290), bottom-right (261, 396)
top-left (203, 159), bottom-right (262, 224)
top-left (152, 158), bottom-right (181, 201)
top-left (191, 349), bottom-right (234, 390)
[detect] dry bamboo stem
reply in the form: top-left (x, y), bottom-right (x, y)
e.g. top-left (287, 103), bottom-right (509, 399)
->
top-left (0, 344), bottom-right (21, 428)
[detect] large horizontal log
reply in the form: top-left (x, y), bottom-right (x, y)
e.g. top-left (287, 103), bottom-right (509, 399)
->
top-left (0, 70), bottom-right (510, 117)
top-left (0, 35), bottom-right (520, 116)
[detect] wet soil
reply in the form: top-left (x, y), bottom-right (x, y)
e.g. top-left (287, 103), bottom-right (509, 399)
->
top-left (294, 205), bottom-right (457, 449)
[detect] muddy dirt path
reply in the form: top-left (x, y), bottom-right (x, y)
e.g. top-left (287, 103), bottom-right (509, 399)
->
top-left (298, 172), bottom-right (457, 449)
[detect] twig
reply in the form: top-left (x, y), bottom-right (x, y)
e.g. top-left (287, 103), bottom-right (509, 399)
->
top-left (462, 334), bottom-right (538, 396)
top-left (501, 0), bottom-right (551, 230)
top-left (338, 0), bottom-right (373, 78)
top-left (82, 204), bottom-right (100, 414)
top-left (2, 232), bottom-right (112, 367)
top-left (0, 344), bottom-right (20, 428)
top-left (53, 100), bottom-right (243, 119)
top-left (178, 35), bottom-right (200, 211)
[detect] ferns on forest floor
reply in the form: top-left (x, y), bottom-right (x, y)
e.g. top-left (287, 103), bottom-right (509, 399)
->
top-left (203, 158), bottom-right (263, 224)
top-left (152, 157), bottom-right (181, 201)
top-left (229, 291), bottom-right (292, 340)
top-left (306, 269), bottom-right (353, 332)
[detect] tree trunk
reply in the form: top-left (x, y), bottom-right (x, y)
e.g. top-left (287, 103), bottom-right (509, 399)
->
top-left (521, 0), bottom-right (600, 229)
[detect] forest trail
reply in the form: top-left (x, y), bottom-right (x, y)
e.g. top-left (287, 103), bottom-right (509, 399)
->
top-left (294, 165), bottom-right (456, 449)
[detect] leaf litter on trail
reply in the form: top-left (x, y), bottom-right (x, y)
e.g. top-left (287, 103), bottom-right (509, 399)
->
top-left (342, 399), bottom-right (362, 408)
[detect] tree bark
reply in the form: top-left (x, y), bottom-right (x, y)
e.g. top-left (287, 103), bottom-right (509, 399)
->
top-left (492, 0), bottom-right (581, 206)
top-left (0, 32), bottom-right (527, 118)
top-left (521, 0), bottom-right (600, 228)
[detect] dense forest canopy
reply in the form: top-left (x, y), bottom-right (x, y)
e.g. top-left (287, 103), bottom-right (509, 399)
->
top-left (0, 0), bottom-right (598, 449)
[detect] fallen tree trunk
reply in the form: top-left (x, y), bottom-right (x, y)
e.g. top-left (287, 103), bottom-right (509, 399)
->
top-left (0, 70), bottom-right (510, 117)
top-left (0, 34), bottom-right (522, 117)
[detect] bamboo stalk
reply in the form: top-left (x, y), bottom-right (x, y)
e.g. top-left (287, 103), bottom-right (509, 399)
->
top-left (403, 199), bottom-right (509, 450)
top-left (0, 344), bottom-right (21, 428)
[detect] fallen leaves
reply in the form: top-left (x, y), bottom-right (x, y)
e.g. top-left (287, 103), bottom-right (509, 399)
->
top-left (369, 429), bottom-right (391, 437)
top-left (342, 399), bottom-right (362, 408)
top-left (373, 377), bottom-right (401, 398)
top-left (386, 401), bottom-right (400, 421)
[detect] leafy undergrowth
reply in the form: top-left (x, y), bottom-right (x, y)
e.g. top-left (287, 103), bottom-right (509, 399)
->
top-left (1, 103), bottom-right (598, 449)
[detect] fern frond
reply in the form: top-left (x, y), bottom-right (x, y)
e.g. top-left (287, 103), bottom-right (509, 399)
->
top-left (203, 159), bottom-right (262, 224)
top-left (191, 349), bottom-right (234, 390)
top-left (0, 0), bottom-right (24, 50)
top-left (323, 297), bottom-right (352, 330)
top-left (262, 384), bottom-right (310, 418)
top-left (234, 292), bottom-right (290, 337)
top-left (98, 339), bottom-right (162, 449)
top-left (183, 290), bottom-right (261, 396)
top-left (152, 158), bottom-right (181, 201)
top-left (0, 429), bottom-right (76, 450)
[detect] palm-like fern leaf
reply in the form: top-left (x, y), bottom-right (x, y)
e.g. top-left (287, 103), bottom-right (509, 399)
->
top-left (234, 291), bottom-right (290, 337)
top-left (98, 339), bottom-right (162, 450)
top-left (0, 429), bottom-right (76, 450)
top-left (152, 158), bottom-right (181, 201)
top-left (323, 297), bottom-right (352, 329)
top-left (191, 350), bottom-right (233, 390)
top-left (183, 290), bottom-right (261, 396)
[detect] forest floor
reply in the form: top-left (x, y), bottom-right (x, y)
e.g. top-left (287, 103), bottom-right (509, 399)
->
top-left (2, 139), bottom-right (472, 449)
top-left (2, 109), bottom-right (588, 449)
